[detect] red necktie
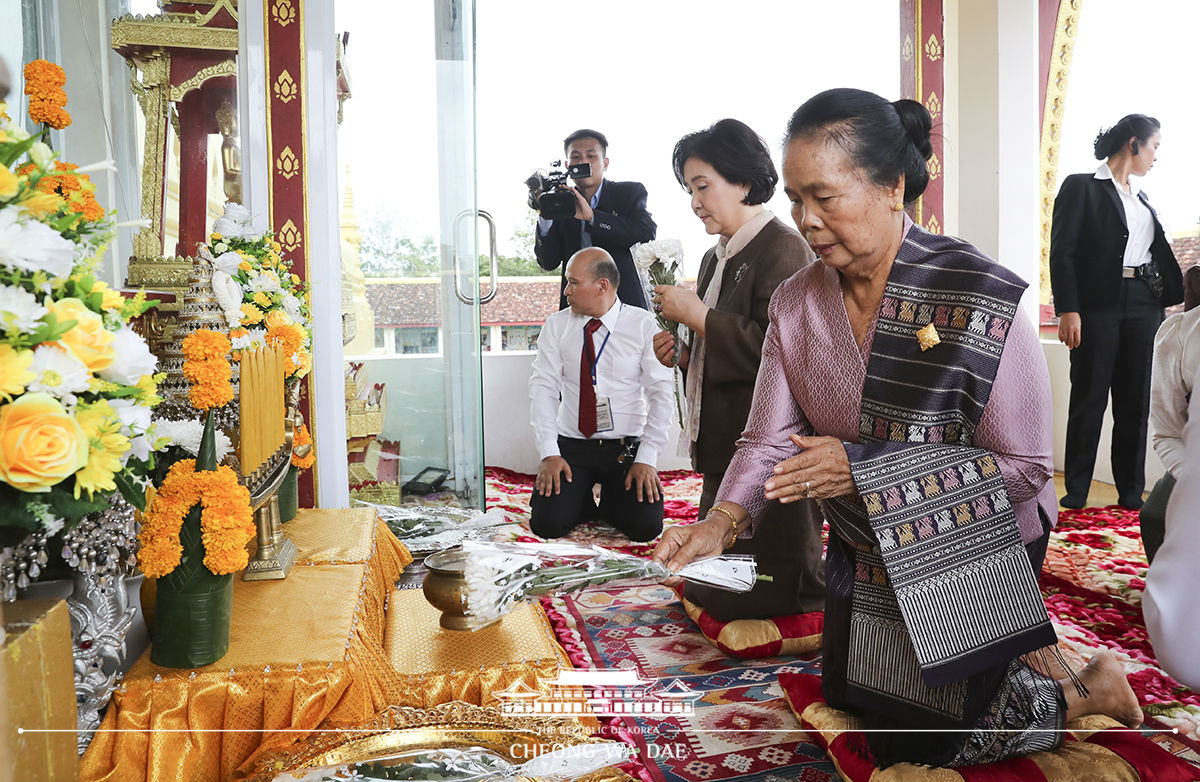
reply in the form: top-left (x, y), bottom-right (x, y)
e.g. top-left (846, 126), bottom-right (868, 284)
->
top-left (578, 318), bottom-right (603, 438)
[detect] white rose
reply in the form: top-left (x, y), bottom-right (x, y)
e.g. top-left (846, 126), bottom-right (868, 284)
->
top-left (282, 292), bottom-right (303, 322)
top-left (0, 207), bottom-right (76, 279)
top-left (212, 202), bottom-right (259, 239)
top-left (98, 326), bottom-right (158, 385)
top-left (213, 242), bottom-right (229, 254)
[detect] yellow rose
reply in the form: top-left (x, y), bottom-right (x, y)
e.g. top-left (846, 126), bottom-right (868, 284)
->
top-left (264, 309), bottom-right (292, 330)
top-left (45, 298), bottom-right (116, 373)
top-left (0, 165), bottom-right (18, 200)
top-left (90, 280), bottom-right (125, 311)
top-left (295, 348), bottom-right (312, 378)
top-left (0, 345), bottom-right (35, 400)
top-left (0, 392), bottom-right (88, 492)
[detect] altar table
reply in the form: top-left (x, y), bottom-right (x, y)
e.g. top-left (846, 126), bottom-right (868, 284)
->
top-left (79, 508), bottom-right (582, 782)
top-left (79, 509), bottom-right (410, 782)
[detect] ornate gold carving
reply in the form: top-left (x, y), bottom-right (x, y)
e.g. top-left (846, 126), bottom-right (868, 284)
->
top-left (925, 91), bottom-right (941, 121)
top-left (278, 219), bottom-right (302, 252)
top-left (925, 33), bottom-right (942, 62)
top-left (273, 69), bottom-right (298, 103)
top-left (927, 152), bottom-right (942, 181)
top-left (903, 35), bottom-right (914, 62)
top-left (271, 0), bottom-right (297, 27)
top-left (275, 146), bottom-right (300, 180)
top-left (110, 13), bottom-right (238, 52)
top-left (168, 59), bottom-right (237, 102)
top-left (124, 53), bottom-right (171, 260)
top-left (926, 214), bottom-right (941, 234)
top-left (1039, 0), bottom-right (1082, 304)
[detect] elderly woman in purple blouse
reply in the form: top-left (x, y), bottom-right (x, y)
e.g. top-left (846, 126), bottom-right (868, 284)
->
top-left (652, 88), bottom-right (1141, 768)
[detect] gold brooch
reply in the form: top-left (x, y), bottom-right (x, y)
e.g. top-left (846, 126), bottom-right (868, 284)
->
top-left (916, 322), bottom-right (941, 351)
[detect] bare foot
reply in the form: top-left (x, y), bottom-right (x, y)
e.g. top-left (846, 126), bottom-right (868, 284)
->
top-left (1063, 651), bottom-right (1143, 728)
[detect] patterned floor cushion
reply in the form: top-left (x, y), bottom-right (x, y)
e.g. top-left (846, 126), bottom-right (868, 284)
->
top-left (779, 671), bottom-right (1200, 782)
top-left (674, 584), bottom-right (823, 659)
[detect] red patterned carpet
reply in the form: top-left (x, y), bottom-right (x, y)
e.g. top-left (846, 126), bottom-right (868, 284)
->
top-left (484, 467), bottom-right (1200, 779)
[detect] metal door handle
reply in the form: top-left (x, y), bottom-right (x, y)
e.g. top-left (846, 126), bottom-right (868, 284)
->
top-left (451, 209), bottom-right (498, 304)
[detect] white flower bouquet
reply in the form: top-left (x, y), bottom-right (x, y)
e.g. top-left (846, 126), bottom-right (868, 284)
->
top-left (461, 540), bottom-right (758, 629)
top-left (631, 238), bottom-right (684, 336)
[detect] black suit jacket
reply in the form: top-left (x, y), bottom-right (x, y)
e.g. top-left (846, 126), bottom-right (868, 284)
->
top-left (1050, 172), bottom-right (1182, 314)
top-left (533, 179), bottom-right (657, 309)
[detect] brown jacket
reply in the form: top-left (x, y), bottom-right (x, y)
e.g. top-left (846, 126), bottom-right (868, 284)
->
top-left (692, 216), bottom-right (815, 474)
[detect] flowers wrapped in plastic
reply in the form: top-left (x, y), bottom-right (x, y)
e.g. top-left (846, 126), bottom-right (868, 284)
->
top-left (462, 540), bottom-right (757, 628)
top-left (356, 502), bottom-right (512, 553)
top-left (275, 742), bottom-right (632, 782)
top-left (631, 238), bottom-right (684, 338)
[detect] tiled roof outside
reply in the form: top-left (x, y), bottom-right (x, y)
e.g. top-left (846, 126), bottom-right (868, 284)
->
top-left (366, 277), bottom-right (561, 327)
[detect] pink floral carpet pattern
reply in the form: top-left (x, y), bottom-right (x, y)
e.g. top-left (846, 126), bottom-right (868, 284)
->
top-left (484, 469), bottom-right (1200, 776)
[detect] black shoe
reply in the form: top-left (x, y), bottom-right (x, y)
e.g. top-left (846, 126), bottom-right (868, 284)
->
top-left (1060, 495), bottom-right (1086, 510)
top-left (1118, 496), bottom-right (1144, 511)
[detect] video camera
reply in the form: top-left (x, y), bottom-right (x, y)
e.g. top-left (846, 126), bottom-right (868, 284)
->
top-left (524, 161), bottom-right (592, 220)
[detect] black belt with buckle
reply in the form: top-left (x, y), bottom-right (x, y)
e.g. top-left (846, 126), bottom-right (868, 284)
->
top-left (1122, 261), bottom-right (1164, 296)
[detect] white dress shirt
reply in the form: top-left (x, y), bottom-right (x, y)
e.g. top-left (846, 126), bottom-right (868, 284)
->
top-left (529, 297), bottom-right (674, 466)
top-left (1094, 162), bottom-right (1154, 267)
top-left (1144, 365), bottom-right (1200, 689)
top-left (1150, 307), bottom-right (1200, 476)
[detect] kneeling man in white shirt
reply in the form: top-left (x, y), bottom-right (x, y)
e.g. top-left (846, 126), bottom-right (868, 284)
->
top-left (528, 248), bottom-right (674, 541)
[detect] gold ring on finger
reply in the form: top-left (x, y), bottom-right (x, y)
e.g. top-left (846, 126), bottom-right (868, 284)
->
top-left (802, 480), bottom-right (811, 497)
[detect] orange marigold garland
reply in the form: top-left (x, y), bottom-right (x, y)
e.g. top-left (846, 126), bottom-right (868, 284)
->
top-left (23, 59), bottom-right (72, 129)
top-left (182, 329), bottom-right (233, 409)
top-left (137, 458), bottom-right (255, 578)
top-left (291, 423), bottom-right (315, 470)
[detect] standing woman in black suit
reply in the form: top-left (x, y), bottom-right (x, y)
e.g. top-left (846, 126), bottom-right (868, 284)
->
top-left (1050, 114), bottom-right (1183, 509)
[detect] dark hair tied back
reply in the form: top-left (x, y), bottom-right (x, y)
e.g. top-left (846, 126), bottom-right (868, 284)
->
top-left (672, 118), bottom-right (778, 205)
top-left (785, 88), bottom-right (934, 204)
top-left (1092, 114), bottom-right (1160, 160)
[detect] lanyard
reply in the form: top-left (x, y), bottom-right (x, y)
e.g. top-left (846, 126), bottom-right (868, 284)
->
top-left (588, 304), bottom-right (620, 387)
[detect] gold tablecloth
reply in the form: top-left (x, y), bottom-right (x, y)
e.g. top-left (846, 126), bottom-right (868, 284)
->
top-left (80, 509), bottom-right (412, 782)
top-left (79, 508), bottom-right (583, 782)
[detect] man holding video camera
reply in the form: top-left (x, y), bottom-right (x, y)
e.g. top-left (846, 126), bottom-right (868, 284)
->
top-left (531, 129), bottom-right (657, 310)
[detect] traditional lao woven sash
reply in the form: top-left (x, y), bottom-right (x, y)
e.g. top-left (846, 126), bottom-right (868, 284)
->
top-left (840, 229), bottom-right (1056, 718)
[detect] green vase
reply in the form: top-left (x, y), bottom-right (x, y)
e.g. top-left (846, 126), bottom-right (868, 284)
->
top-left (278, 465), bottom-right (299, 523)
top-left (149, 410), bottom-right (234, 668)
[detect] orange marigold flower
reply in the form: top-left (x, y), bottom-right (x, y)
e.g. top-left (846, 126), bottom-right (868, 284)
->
top-left (182, 331), bottom-right (233, 410)
top-left (24, 60), bottom-right (72, 130)
top-left (291, 423), bottom-right (315, 470)
top-left (182, 329), bottom-right (232, 361)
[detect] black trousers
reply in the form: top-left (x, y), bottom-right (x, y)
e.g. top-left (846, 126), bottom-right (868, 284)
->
top-left (1064, 278), bottom-right (1163, 505)
top-left (528, 436), bottom-right (664, 542)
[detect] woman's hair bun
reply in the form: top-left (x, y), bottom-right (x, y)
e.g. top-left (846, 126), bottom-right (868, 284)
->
top-left (891, 99), bottom-right (933, 161)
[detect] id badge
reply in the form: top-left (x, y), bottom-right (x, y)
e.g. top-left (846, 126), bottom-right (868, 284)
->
top-left (594, 396), bottom-right (615, 433)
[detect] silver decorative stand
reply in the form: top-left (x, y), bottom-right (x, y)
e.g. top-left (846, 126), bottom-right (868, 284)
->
top-left (67, 570), bottom-right (136, 753)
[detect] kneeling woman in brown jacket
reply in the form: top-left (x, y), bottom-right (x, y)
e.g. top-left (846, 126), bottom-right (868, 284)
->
top-left (651, 118), bottom-right (824, 619)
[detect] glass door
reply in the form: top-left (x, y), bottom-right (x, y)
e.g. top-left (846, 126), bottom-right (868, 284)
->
top-left (338, 0), bottom-right (488, 509)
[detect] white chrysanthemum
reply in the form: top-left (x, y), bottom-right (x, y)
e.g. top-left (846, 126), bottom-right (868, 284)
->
top-left (282, 292), bottom-right (303, 323)
top-left (0, 283), bottom-right (48, 333)
top-left (248, 270), bottom-right (282, 294)
top-left (632, 238), bottom-right (684, 270)
top-left (0, 207), bottom-right (76, 279)
top-left (98, 326), bottom-right (158, 385)
top-left (154, 417), bottom-right (232, 461)
top-left (109, 399), bottom-right (155, 464)
top-left (27, 344), bottom-right (91, 405)
top-left (231, 327), bottom-right (267, 353)
top-left (212, 202), bottom-right (260, 240)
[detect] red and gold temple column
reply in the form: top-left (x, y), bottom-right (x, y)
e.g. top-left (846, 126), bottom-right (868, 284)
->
top-left (900, 0), bottom-right (945, 235)
top-left (262, 0), bottom-right (316, 505)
